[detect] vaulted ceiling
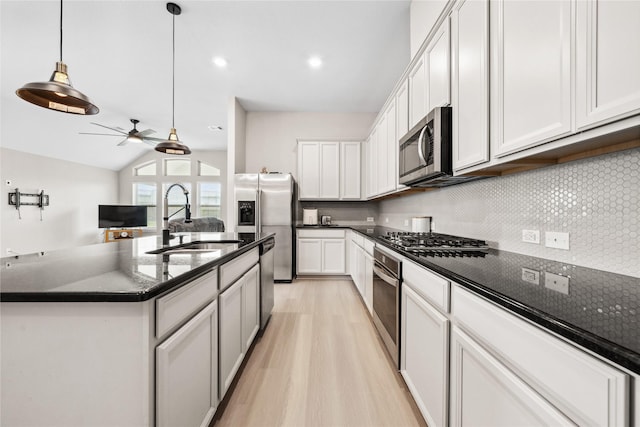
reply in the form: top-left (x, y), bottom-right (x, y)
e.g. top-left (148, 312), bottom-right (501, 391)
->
top-left (1, 0), bottom-right (410, 170)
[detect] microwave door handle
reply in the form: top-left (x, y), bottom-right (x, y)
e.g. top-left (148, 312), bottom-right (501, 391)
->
top-left (417, 125), bottom-right (428, 165)
top-left (423, 126), bottom-right (433, 163)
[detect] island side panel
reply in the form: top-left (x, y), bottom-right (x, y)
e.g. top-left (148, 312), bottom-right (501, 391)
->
top-left (1, 301), bottom-right (154, 427)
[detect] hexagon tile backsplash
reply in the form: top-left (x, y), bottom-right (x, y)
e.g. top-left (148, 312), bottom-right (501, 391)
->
top-left (378, 148), bottom-right (640, 278)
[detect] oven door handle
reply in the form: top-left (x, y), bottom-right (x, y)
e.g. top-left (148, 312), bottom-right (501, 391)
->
top-left (373, 264), bottom-right (398, 287)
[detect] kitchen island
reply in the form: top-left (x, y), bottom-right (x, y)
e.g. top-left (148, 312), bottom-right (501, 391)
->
top-left (1, 232), bottom-right (273, 427)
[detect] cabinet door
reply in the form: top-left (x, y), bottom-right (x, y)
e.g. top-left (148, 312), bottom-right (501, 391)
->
top-left (491, 0), bottom-right (572, 157)
top-left (396, 79), bottom-right (409, 141)
top-left (376, 115), bottom-right (388, 195)
top-left (321, 239), bottom-right (346, 274)
top-left (576, 0), bottom-right (640, 129)
top-left (219, 279), bottom-right (244, 398)
top-left (364, 252), bottom-right (373, 314)
top-left (368, 128), bottom-right (379, 197)
top-left (383, 100), bottom-right (397, 194)
top-left (319, 142), bottom-right (340, 199)
top-left (156, 301), bottom-right (218, 427)
top-left (297, 238), bottom-right (322, 274)
top-left (340, 142), bottom-right (361, 200)
top-left (426, 19), bottom-right (451, 111)
top-left (356, 245), bottom-right (366, 298)
top-left (409, 54), bottom-right (427, 129)
top-left (401, 285), bottom-right (449, 427)
top-left (242, 264), bottom-right (260, 351)
top-left (451, 0), bottom-right (489, 171)
top-left (450, 326), bottom-right (574, 427)
top-left (297, 142), bottom-right (320, 199)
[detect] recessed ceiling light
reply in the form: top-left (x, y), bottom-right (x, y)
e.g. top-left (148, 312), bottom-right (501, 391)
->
top-left (208, 125), bottom-right (223, 131)
top-left (212, 57), bottom-right (227, 68)
top-left (308, 56), bottom-right (323, 69)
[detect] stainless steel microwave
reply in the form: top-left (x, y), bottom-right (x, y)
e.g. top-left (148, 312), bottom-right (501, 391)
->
top-left (398, 106), bottom-right (453, 186)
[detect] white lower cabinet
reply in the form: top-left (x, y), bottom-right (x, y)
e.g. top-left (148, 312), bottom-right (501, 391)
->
top-left (242, 264), bottom-right (260, 351)
top-left (401, 285), bottom-right (449, 427)
top-left (297, 229), bottom-right (346, 275)
top-left (156, 300), bottom-right (218, 427)
top-left (452, 284), bottom-right (629, 426)
top-left (449, 326), bottom-right (574, 427)
top-left (219, 263), bottom-right (260, 399)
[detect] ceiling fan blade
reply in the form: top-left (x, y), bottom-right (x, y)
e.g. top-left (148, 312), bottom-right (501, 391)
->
top-left (117, 138), bottom-right (129, 146)
top-left (142, 136), bottom-right (166, 142)
top-left (142, 139), bottom-right (158, 147)
top-left (90, 122), bottom-right (127, 134)
top-left (79, 132), bottom-right (123, 137)
top-left (136, 129), bottom-right (156, 137)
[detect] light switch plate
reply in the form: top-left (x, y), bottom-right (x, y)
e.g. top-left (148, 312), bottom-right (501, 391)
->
top-left (545, 272), bottom-right (570, 294)
top-left (366, 217), bottom-right (374, 222)
top-left (545, 231), bottom-right (569, 250)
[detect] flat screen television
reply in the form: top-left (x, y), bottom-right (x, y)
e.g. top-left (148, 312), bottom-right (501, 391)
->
top-left (98, 205), bottom-right (148, 228)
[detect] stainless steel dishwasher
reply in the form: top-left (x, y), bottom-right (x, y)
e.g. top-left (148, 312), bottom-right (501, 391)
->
top-left (259, 237), bottom-right (276, 330)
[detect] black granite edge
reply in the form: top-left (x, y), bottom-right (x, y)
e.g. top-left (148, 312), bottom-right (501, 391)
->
top-left (371, 237), bottom-right (640, 375)
top-left (0, 234), bottom-right (273, 303)
top-left (295, 225), bottom-right (352, 229)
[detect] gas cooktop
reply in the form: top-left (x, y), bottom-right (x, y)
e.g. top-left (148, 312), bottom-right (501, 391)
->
top-left (379, 231), bottom-right (489, 257)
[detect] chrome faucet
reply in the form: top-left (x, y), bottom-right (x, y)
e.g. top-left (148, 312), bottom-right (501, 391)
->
top-left (163, 183), bottom-right (192, 245)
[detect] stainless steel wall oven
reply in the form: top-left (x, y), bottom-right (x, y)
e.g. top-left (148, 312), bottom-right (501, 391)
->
top-left (372, 246), bottom-right (401, 369)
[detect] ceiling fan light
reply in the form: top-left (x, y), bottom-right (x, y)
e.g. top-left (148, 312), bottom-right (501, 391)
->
top-left (155, 128), bottom-right (191, 155)
top-left (16, 62), bottom-right (99, 115)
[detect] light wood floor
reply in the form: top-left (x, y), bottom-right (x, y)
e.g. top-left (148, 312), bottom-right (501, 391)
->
top-left (214, 278), bottom-right (427, 427)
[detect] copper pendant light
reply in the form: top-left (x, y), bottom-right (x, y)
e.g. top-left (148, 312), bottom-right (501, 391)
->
top-left (15, 0), bottom-right (98, 115)
top-left (155, 2), bottom-right (191, 155)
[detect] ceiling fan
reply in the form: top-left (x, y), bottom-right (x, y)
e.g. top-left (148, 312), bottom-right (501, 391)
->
top-left (80, 119), bottom-right (164, 146)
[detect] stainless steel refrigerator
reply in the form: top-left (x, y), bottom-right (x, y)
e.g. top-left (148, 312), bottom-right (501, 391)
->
top-left (234, 173), bottom-right (294, 282)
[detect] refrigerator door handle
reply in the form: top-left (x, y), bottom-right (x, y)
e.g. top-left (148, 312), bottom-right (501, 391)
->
top-left (257, 189), bottom-right (262, 235)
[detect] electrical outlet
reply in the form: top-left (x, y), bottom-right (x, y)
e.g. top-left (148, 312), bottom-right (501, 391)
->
top-left (545, 272), bottom-right (570, 294)
top-left (521, 268), bottom-right (540, 285)
top-left (5, 262), bottom-right (11, 269)
top-left (545, 231), bottom-right (570, 250)
top-left (366, 217), bottom-right (374, 222)
top-left (404, 219), bottom-right (409, 226)
top-left (6, 248), bottom-right (12, 255)
top-left (5, 180), bottom-right (12, 186)
top-left (522, 229), bottom-right (540, 244)
top-left (385, 217), bottom-right (389, 223)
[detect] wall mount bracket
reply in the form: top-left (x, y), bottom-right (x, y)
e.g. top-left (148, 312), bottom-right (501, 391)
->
top-left (8, 188), bottom-right (49, 220)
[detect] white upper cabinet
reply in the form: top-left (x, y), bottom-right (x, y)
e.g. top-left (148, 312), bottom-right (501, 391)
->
top-left (491, 0), bottom-right (572, 157)
top-left (396, 79), bottom-right (410, 141)
top-left (297, 142), bottom-right (320, 199)
top-left (576, 0), bottom-right (640, 130)
top-left (382, 100), bottom-right (398, 194)
top-left (297, 141), bottom-right (360, 200)
top-left (409, 55), bottom-right (427, 129)
top-left (340, 141), bottom-right (361, 200)
top-left (376, 114), bottom-right (389, 195)
top-left (451, 0), bottom-right (489, 172)
top-left (425, 19), bottom-right (451, 112)
top-left (319, 142), bottom-right (340, 199)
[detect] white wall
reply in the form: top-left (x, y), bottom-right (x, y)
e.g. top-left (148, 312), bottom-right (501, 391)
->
top-left (410, 0), bottom-right (448, 59)
top-left (226, 97), bottom-right (247, 230)
top-left (0, 148), bottom-right (118, 255)
top-left (118, 149), bottom-right (228, 230)
top-left (245, 112), bottom-right (377, 179)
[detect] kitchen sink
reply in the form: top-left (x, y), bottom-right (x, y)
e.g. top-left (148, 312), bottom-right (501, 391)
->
top-left (146, 241), bottom-right (241, 255)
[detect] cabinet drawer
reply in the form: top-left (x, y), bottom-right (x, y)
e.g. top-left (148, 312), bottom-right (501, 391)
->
top-left (156, 269), bottom-right (218, 339)
top-left (220, 248), bottom-right (259, 291)
top-left (403, 259), bottom-right (450, 312)
top-left (351, 233), bottom-right (364, 247)
top-left (364, 238), bottom-right (375, 256)
top-left (451, 285), bottom-right (628, 427)
top-left (297, 229), bottom-right (345, 238)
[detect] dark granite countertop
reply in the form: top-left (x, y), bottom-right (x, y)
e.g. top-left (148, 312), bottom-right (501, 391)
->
top-left (0, 232), bottom-right (274, 303)
top-left (347, 226), bottom-right (640, 374)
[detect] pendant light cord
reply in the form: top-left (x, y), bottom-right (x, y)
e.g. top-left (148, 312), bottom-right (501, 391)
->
top-left (172, 11), bottom-right (175, 128)
top-left (59, 0), bottom-right (63, 61)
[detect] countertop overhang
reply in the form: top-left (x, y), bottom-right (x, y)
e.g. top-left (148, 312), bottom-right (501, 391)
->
top-left (0, 232), bottom-right (274, 303)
